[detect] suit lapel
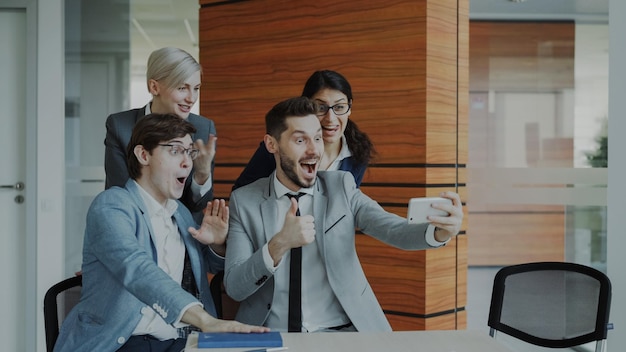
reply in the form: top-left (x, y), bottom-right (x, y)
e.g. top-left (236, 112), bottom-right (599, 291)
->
top-left (313, 180), bottom-right (328, 258)
top-left (125, 180), bottom-right (159, 260)
top-left (261, 178), bottom-right (280, 245)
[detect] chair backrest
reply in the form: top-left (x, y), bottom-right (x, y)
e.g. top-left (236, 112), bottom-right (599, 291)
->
top-left (209, 270), bottom-right (239, 320)
top-left (209, 270), bottom-right (224, 319)
top-left (488, 262), bottom-right (611, 351)
top-left (43, 275), bottom-right (82, 352)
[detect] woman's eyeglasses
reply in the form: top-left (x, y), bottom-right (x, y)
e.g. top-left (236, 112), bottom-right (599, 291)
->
top-left (316, 103), bottom-right (351, 116)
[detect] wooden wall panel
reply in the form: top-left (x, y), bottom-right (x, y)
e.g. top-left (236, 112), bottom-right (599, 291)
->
top-left (199, 0), bottom-right (467, 331)
top-left (199, 0), bottom-right (433, 165)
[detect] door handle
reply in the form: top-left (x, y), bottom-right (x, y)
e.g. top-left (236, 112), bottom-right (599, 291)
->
top-left (0, 182), bottom-right (24, 191)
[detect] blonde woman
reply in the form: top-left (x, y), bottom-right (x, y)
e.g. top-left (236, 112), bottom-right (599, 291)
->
top-left (105, 47), bottom-right (215, 222)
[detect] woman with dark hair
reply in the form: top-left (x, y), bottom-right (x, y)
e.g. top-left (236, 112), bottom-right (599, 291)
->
top-left (233, 70), bottom-right (375, 189)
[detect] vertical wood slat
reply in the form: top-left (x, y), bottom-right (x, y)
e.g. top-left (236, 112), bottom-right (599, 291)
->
top-left (199, 0), bottom-right (467, 330)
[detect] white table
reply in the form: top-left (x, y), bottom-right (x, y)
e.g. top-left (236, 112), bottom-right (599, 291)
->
top-left (184, 329), bottom-right (514, 352)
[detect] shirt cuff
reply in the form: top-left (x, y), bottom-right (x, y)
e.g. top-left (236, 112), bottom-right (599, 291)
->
top-left (425, 225), bottom-right (449, 247)
top-left (207, 244), bottom-right (225, 259)
top-left (172, 301), bottom-right (203, 328)
top-left (262, 243), bottom-right (280, 273)
top-left (190, 174), bottom-right (213, 202)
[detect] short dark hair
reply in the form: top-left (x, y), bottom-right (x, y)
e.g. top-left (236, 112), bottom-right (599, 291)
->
top-left (126, 113), bottom-right (197, 179)
top-left (265, 97), bottom-right (318, 140)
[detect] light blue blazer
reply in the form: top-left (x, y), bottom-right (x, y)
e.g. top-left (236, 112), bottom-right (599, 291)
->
top-left (224, 171), bottom-right (437, 332)
top-left (54, 180), bottom-right (223, 352)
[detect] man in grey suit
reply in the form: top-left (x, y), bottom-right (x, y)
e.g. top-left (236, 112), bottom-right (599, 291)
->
top-left (56, 114), bottom-right (267, 352)
top-left (224, 97), bottom-right (463, 333)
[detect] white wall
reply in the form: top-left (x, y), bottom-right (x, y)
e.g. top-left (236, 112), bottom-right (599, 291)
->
top-left (607, 0), bottom-right (626, 350)
top-left (34, 0), bottom-right (65, 351)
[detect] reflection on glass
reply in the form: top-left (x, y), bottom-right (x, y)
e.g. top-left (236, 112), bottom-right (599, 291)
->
top-left (64, 0), bottom-right (130, 276)
top-left (468, 21), bottom-right (607, 272)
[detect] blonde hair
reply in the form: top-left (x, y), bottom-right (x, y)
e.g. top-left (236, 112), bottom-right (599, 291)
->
top-left (146, 47), bottom-right (202, 91)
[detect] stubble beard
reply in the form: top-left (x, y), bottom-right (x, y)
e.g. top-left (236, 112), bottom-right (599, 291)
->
top-left (279, 150), bottom-right (315, 189)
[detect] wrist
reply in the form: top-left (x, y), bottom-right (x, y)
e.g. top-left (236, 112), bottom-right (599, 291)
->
top-left (193, 172), bottom-right (210, 185)
top-left (210, 243), bottom-right (226, 256)
top-left (434, 227), bottom-right (451, 243)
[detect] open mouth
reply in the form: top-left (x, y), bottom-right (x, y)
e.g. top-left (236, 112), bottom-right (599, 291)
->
top-left (176, 176), bottom-right (187, 186)
top-left (322, 125), bottom-right (340, 137)
top-left (300, 160), bottom-right (318, 176)
top-left (178, 104), bottom-right (191, 113)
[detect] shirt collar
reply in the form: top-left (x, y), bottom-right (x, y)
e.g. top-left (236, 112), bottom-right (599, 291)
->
top-left (134, 180), bottom-right (178, 218)
top-left (337, 134), bottom-right (352, 159)
top-left (144, 103), bottom-right (152, 115)
top-left (272, 172), bottom-right (314, 199)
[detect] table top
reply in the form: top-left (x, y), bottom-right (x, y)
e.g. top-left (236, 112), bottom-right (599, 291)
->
top-left (184, 329), bottom-right (514, 352)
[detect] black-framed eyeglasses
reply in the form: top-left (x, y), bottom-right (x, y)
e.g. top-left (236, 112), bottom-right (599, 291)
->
top-left (316, 103), bottom-right (351, 116)
top-left (158, 144), bottom-right (199, 160)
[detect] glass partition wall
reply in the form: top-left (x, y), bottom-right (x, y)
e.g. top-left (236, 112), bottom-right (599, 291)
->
top-left (63, 0), bottom-right (199, 276)
top-left (466, 21), bottom-right (608, 347)
top-left (64, 0), bottom-right (130, 276)
top-left (468, 21), bottom-right (607, 268)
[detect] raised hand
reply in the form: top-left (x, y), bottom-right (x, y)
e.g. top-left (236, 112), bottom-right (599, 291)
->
top-left (192, 134), bottom-right (217, 185)
top-left (189, 199), bottom-right (229, 246)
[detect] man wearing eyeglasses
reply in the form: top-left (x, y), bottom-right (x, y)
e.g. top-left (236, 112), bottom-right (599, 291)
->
top-left (55, 113), bottom-right (268, 352)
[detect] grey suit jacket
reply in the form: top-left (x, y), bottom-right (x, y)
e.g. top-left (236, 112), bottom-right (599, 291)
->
top-left (104, 107), bottom-right (215, 222)
top-left (224, 171), bottom-right (437, 332)
top-left (54, 180), bottom-right (223, 352)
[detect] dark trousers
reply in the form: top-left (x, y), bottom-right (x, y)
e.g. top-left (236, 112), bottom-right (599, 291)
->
top-left (117, 335), bottom-right (187, 352)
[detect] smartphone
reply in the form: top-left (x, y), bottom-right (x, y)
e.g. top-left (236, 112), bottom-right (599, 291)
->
top-left (407, 197), bottom-right (452, 224)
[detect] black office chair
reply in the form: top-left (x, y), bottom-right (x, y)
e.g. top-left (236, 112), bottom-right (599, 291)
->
top-left (488, 262), bottom-right (612, 352)
top-left (44, 275), bottom-right (82, 352)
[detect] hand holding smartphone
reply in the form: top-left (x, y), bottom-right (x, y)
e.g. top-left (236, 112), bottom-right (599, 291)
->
top-left (407, 197), bottom-right (452, 224)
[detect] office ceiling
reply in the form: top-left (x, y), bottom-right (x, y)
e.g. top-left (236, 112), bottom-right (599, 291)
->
top-left (127, 0), bottom-right (609, 76)
top-left (470, 0), bottom-right (608, 21)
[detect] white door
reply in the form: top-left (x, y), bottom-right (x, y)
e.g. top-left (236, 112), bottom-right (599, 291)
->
top-left (0, 8), bottom-right (27, 351)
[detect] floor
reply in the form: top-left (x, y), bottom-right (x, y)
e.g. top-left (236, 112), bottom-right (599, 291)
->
top-left (466, 267), bottom-right (593, 352)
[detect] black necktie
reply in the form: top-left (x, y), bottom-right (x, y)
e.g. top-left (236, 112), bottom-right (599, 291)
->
top-left (286, 192), bottom-right (306, 332)
top-left (181, 249), bottom-right (198, 297)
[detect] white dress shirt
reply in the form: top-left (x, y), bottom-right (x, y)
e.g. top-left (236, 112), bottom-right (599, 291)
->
top-left (325, 135), bottom-right (352, 171)
top-left (131, 181), bottom-right (199, 339)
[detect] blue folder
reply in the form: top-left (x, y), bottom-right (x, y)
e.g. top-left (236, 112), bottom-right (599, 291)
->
top-left (197, 331), bottom-right (283, 348)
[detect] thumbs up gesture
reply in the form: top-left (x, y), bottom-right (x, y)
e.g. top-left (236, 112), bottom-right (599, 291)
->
top-left (268, 197), bottom-right (316, 265)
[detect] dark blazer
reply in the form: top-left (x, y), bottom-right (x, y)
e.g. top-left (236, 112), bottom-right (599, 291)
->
top-left (225, 171), bottom-right (436, 332)
top-left (54, 180), bottom-right (223, 352)
top-left (104, 107), bottom-right (215, 222)
top-left (232, 141), bottom-right (367, 190)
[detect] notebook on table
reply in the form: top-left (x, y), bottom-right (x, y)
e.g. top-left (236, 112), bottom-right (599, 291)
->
top-left (197, 331), bottom-right (283, 348)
